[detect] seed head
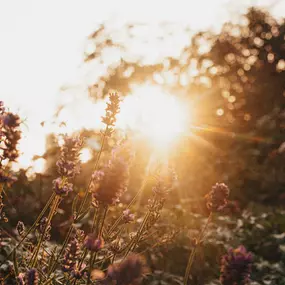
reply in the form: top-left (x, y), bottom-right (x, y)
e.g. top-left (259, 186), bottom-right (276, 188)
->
top-left (206, 183), bottom-right (230, 212)
top-left (220, 246), bottom-right (253, 285)
top-left (16, 221), bottom-right (25, 236)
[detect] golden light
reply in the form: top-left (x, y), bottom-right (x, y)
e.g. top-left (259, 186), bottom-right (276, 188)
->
top-left (117, 84), bottom-right (189, 148)
top-left (32, 158), bottom-right (46, 174)
top-left (80, 148), bottom-right (92, 163)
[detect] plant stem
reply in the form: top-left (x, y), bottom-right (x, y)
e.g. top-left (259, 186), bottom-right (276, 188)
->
top-left (183, 213), bottom-right (212, 285)
top-left (76, 126), bottom-right (108, 219)
top-left (1, 192), bottom-right (56, 266)
top-left (30, 195), bottom-right (61, 268)
top-left (107, 177), bottom-right (148, 237)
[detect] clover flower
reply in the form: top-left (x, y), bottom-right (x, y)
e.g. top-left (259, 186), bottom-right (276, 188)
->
top-left (220, 246), bottom-right (253, 285)
top-left (62, 238), bottom-right (80, 272)
top-left (206, 183), bottom-right (230, 212)
top-left (84, 234), bottom-right (104, 252)
top-left (91, 143), bottom-right (131, 206)
top-left (102, 254), bottom-right (146, 285)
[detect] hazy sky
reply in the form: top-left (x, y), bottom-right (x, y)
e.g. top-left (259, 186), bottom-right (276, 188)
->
top-left (0, 0), bottom-right (284, 168)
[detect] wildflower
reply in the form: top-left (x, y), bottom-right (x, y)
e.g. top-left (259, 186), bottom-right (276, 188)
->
top-left (17, 273), bottom-right (25, 285)
top-left (102, 254), bottom-right (146, 285)
top-left (25, 268), bottom-right (39, 285)
top-left (220, 246), bottom-right (253, 285)
top-left (71, 264), bottom-right (87, 280)
top-left (1, 112), bottom-right (21, 163)
top-left (109, 238), bottom-right (123, 254)
top-left (56, 135), bottom-right (82, 178)
top-left (91, 144), bottom-right (131, 206)
top-left (84, 234), bottom-right (104, 252)
top-left (62, 238), bottom-right (80, 272)
top-left (16, 221), bottom-right (25, 236)
top-left (53, 177), bottom-right (73, 196)
top-left (122, 209), bottom-right (135, 224)
top-left (37, 217), bottom-right (51, 241)
top-left (206, 183), bottom-right (230, 212)
top-left (101, 92), bottom-right (121, 136)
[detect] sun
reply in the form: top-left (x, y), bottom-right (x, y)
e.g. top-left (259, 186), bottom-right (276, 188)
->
top-left (117, 84), bottom-right (189, 148)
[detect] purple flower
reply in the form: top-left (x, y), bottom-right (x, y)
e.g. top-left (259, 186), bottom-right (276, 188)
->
top-left (25, 268), bottom-right (39, 285)
top-left (220, 246), bottom-right (253, 285)
top-left (53, 177), bottom-right (73, 196)
top-left (62, 238), bottom-right (80, 272)
top-left (206, 183), bottom-right (230, 212)
top-left (101, 92), bottom-right (121, 136)
top-left (71, 264), bottom-right (87, 280)
top-left (122, 209), bottom-right (135, 224)
top-left (92, 144), bottom-right (132, 206)
top-left (56, 135), bottom-right (82, 178)
top-left (84, 234), bottom-right (104, 252)
top-left (102, 254), bottom-right (146, 285)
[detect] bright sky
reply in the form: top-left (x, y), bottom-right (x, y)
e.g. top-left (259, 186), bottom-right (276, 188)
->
top-left (0, 0), bottom-right (284, 169)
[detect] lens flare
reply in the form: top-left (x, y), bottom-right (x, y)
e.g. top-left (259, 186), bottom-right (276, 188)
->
top-left (117, 84), bottom-right (189, 148)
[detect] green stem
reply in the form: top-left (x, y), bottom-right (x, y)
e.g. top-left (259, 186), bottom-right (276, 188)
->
top-left (30, 195), bottom-right (61, 268)
top-left (183, 213), bottom-right (212, 285)
top-left (1, 192), bottom-right (56, 266)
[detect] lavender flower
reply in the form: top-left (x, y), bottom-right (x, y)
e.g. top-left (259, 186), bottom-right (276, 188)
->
top-left (101, 92), bottom-right (121, 136)
top-left (122, 209), bottom-right (135, 224)
top-left (37, 217), bottom-right (51, 241)
top-left (91, 143), bottom-right (131, 206)
top-left (206, 183), bottom-right (230, 212)
top-left (24, 268), bottom-right (39, 285)
top-left (56, 135), bottom-right (82, 178)
top-left (102, 254), bottom-right (146, 285)
top-left (84, 234), bottom-right (104, 252)
top-left (220, 246), bottom-right (253, 285)
top-left (62, 238), bottom-right (80, 272)
top-left (53, 177), bottom-right (73, 196)
top-left (1, 111), bottom-right (21, 163)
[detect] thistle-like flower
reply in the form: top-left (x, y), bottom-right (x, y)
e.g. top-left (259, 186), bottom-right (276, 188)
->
top-left (101, 92), bottom-right (121, 136)
top-left (84, 234), bottom-right (104, 252)
top-left (101, 254), bottom-right (146, 285)
top-left (24, 268), bottom-right (39, 285)
top-left (91, 143), bottom-right (132, 206)
top-left (206, 183), bottom-right (230, 212)
top-left (62, 238), bottom-right (80, 272)
top-left (220, 246), bottom-right (253, 285)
